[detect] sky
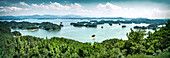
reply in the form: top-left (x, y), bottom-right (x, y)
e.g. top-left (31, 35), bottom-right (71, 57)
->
top-left (0, 0), bottom-right (170, 19)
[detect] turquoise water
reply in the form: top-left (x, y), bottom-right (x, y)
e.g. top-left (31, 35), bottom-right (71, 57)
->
top-left (2, 19), bottom-right (153, 42)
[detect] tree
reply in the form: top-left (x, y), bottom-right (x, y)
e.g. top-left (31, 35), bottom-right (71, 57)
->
top-left (126, 28), bottom-right (145, 42)
top-left (12, 31), bottom-right (21, 36)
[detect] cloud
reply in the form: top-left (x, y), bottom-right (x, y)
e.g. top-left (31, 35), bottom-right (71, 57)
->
top-left (96, 3), bottom-right (136, 17)
top-left (97, 3), bottom-right (122, 10)
top-left (72, 3), bottom-right (82, 8)
top-left (0, 6), bottom-right (23, 12)
top-left (28, 2), bottom-right (82, 10)
top-left (0, 2), bottom-right (90, 16)
top-left (27, 2), bottom-right (91, 15)
top-left (0, 2), bottom-right (170, 19)
top-left (95, 2), bottom-right (170, 19)
top-left (19, 2), bottom-right (30, 7)
top-left (48, 2), bottom-right (71, 10)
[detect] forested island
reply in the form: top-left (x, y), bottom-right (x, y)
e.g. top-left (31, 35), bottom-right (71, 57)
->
top-left (0, 20), bottom-right (169, 58)
top-left (70, 18), bottom-right (167, 30)
top-left (0, 21), bottom-right (61, 31)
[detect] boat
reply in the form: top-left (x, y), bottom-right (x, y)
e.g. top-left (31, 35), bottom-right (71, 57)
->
top-left (122, 25), bottom-right (126, 28)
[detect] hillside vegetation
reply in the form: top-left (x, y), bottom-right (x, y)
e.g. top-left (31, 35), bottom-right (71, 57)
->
top-left (0, 21), bottom-right (61, 31)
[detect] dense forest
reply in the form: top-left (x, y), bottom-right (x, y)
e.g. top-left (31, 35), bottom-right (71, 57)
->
top-left (0, 20), bottom-right (170, 58)
top-left (0, 21), bottom-right (61, 31)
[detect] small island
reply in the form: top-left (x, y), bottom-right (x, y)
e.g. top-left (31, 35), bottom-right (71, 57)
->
top-left (134, 23), bottom-right (163, 30)
top-left (70, 22), bottom-right (97, 27)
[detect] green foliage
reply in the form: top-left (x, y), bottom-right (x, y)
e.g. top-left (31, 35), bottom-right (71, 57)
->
top-left (12, 31), bottom-right (21, 36)
top-left (1, 21), bottom-right (61, 31)
top-left (155, 52), bottom-right (170, 58)
top-left (126, 28), bottom-right (145, 42)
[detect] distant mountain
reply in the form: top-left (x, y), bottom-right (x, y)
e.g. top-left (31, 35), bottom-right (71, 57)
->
top-left (0, 16), bottom-right (22, 20)
top-left (16, 15), bottom-right (83, 19)
top-left (1, 15), bottom-right (167, 20)
top-left (0, 15), bottom-right (84, 20)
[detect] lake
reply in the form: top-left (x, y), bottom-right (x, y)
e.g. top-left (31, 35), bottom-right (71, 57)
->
top-left (1, 19), bottom-right (154, 43)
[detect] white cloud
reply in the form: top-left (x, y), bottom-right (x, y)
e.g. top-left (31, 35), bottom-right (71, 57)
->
top-left (28, 2), bottom-right (83, 10)
top-left (0, 2), bottom-right (89, 16)
top-left (72, 3), bottom-right (82, 8)
top-left (31, 4), bottom-right (39, 7)
top-left (48, 2), bottom-right (70, 10)
top-left (0, 6), bottom-right (3, 8)
top-left (0, 7), bottom-right (23, 12)
top-left (19, 2), bottom-right (90, 15)
top-left (96, 3), bottom-right (136, 17)
top-left (95, 2), bottom-right (170, 19)
top-left (0, 2), bottom-right (170, 19)
top-left (97, 3), bottom-right (122, 10)
top-left (20, 2), bottom-right (30, 7)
